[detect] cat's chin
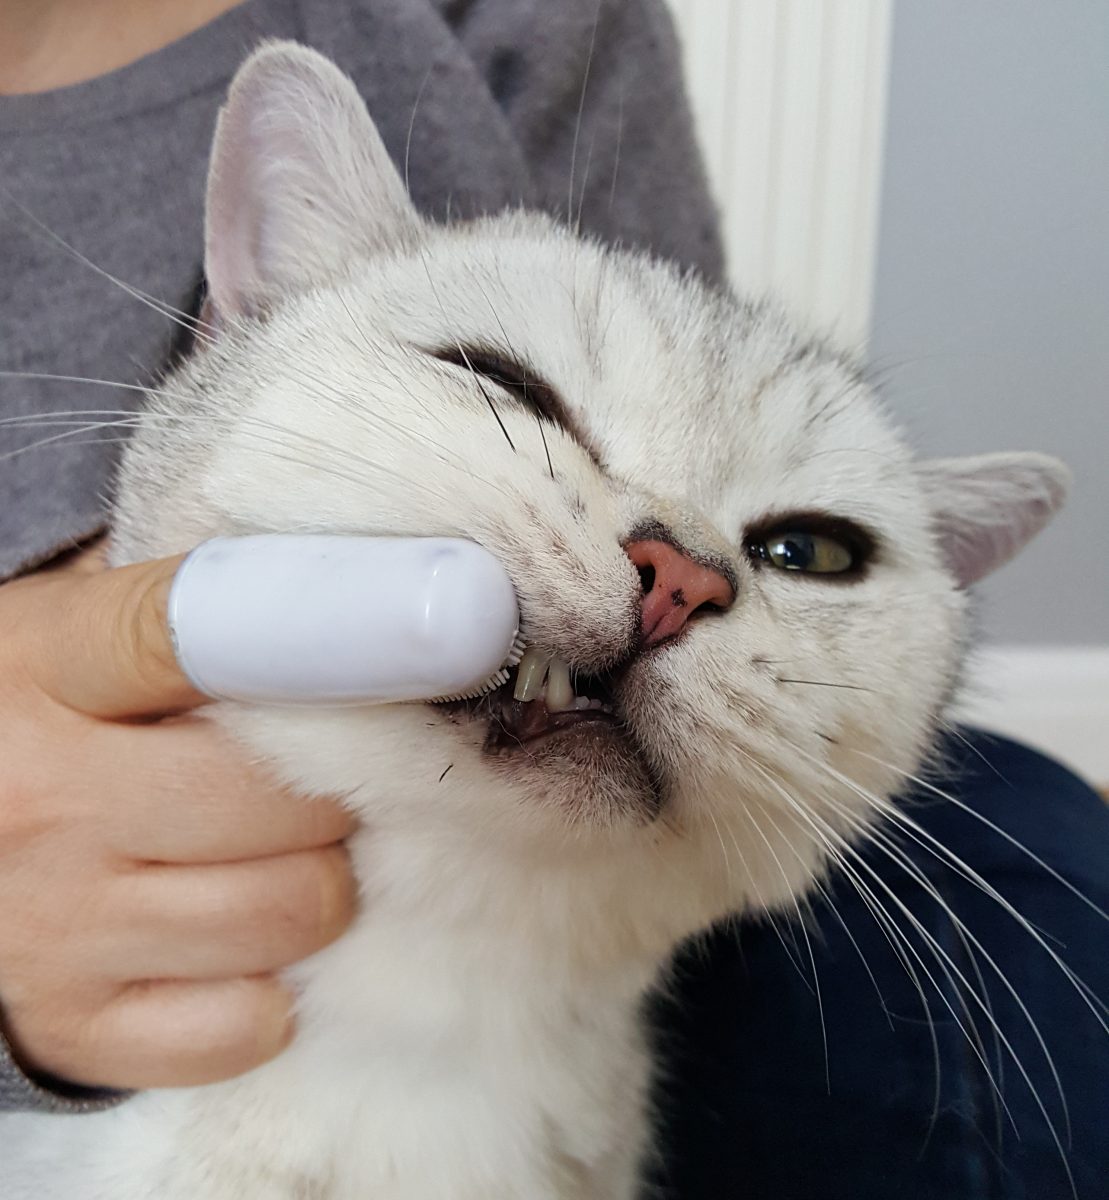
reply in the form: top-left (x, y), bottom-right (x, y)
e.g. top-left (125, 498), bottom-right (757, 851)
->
top-left (436, 682), bottom-right (664, 828)
top-left (434, 701), bottom-right (660, 828)
top-left (486, 721), bottom-right (664, 828)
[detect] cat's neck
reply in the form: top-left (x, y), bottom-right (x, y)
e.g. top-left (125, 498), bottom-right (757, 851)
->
top-left (282, 814), bottom-right (751, 1052)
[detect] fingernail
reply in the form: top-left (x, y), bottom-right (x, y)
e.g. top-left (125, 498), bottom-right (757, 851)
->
top-left (316, 849), bottom-right (357, 945)
top-left (260, 987), bottom-right (297, 1059)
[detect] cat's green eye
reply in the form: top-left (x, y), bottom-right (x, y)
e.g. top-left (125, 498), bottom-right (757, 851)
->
top-left (748, 528), bottom-right (865, 575)
top-left (764, 532), bottom-right (853, 573)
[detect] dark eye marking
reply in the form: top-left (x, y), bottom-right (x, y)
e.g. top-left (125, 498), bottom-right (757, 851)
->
top-left (428, 344), bottom-right (563, 425)
top-left (744, 511), bottom-right (877, 581)
top-left (426, 343), bottom-right (599, 467)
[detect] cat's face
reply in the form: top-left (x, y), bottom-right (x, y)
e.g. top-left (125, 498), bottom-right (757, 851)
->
top-left (113, 45), bottom-right (1067, 949)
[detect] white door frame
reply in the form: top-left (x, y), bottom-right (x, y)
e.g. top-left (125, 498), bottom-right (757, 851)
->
top-left (668, 0), bottom-right (893, 349)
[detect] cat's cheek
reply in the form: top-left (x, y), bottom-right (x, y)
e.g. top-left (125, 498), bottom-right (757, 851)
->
top-left (208, 703), bottom-right (470, 820)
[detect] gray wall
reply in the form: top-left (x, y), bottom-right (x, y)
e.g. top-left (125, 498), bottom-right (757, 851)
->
top-left (870, 0), bottom-right (1109, 645)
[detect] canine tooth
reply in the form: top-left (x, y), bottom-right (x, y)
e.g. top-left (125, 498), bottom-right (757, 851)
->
top-left (546, 656), bottom-right (574, 711)
top-left (513, 648), bottom-right (550, 702)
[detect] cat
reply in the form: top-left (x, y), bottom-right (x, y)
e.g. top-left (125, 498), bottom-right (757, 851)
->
top-left (0, 41), bottom-right (1068, 1200)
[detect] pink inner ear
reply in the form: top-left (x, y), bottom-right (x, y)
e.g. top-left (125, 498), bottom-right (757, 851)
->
top-left (204, 98), bottom-right (269, 321)
top-left (205, 77), bottom-right (315, 321)
top-left (203, 43), bottom-right (419, 324)
top-left (932, 513), bottom-right (1022, 589)
top-left (920, 453), bottom-right (1070, 587)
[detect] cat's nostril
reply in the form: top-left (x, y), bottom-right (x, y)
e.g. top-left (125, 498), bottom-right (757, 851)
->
top-left (624, 538), bottom-right (735, 649)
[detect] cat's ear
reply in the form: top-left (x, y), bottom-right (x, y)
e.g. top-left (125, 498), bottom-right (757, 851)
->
top-left (916, 452), bottom-right (1070, 587)
top-left (204, 41), bottom-right (419, 321)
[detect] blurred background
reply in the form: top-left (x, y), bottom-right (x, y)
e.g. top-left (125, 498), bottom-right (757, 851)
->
top-left (667, 0), bottom-right (1108, 784)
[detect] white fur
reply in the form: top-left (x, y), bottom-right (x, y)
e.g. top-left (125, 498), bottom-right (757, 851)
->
top-left (0, 44), bottom-right (1067, 1200)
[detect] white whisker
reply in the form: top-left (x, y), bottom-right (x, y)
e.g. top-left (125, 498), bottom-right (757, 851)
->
top-left (736, 800), bottom-right (831, 1091)
top-left (737, 752), bottom-right (946, 1125)
top-left (786, 745), bottom-right (1083, 1191)
top-left (854, 749), bottom-right (1109, 928)
top-left (1, 186), bottom-right (216, 344)
top-left (710, 807), bottom-right (812, 988)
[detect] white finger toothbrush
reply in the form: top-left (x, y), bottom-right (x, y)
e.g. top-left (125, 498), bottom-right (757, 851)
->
top-left (167, 535), bottom-right (523, 705)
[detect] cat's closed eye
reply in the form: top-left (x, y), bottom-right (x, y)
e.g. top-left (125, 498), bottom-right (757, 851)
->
top-left (428, 344), bottom-right (567, 430)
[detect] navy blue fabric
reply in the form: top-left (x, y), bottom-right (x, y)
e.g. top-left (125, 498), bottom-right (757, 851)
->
top-left (648, 730), bottom-right (1109, 1200)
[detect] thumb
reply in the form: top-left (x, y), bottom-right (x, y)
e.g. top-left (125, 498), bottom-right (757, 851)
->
top-left (9, 553), bottom-right (205, 719)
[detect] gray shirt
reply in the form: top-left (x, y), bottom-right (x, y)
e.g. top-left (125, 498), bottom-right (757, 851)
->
top-left (0, 0), bottom-right (723, 1111)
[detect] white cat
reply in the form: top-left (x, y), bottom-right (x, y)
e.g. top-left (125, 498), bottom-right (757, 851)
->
top-left (0, 43), bottom-right (1068, 1200)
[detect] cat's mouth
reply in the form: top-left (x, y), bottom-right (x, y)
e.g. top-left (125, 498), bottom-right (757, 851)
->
top-left (435, 648), bottom-right (665, 820)
top-left (437, 649), bottom-right (622, 752)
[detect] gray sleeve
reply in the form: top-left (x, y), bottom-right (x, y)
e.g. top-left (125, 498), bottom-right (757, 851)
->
top-left (0, 1029), bottom-right (125, 1114)
top-left (437, 0), bottom-right (727, 286)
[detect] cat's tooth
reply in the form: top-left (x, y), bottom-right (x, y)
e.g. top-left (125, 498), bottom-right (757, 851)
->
top-left (573, 695), bottom-right (592, 710)
top-left (546, 656), bottom-right (574, 712)
top-left (513, 648), bottom-right (550, 702)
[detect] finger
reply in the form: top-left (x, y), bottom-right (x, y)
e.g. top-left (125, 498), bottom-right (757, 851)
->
top-left (33, 537), bottom-right (108, 578)
top-left (99, 846), bottom-right (357, 982)
top-left (12, 553), bottom-right (203, 719)
top-left (55, 977), bottom-right (297, 1090)
top-left (85, 718), bottom-right (357, 863)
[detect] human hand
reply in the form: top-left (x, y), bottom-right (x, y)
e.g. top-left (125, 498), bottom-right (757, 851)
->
top-left (0, 543), bottom-right (358, 1091)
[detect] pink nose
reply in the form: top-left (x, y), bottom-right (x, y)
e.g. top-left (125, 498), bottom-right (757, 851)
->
top-left (624, 539), bottom-right (735, 648)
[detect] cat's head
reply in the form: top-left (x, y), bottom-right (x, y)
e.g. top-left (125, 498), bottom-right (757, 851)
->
top-left (113, 44), bottom-right (1067, 953)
